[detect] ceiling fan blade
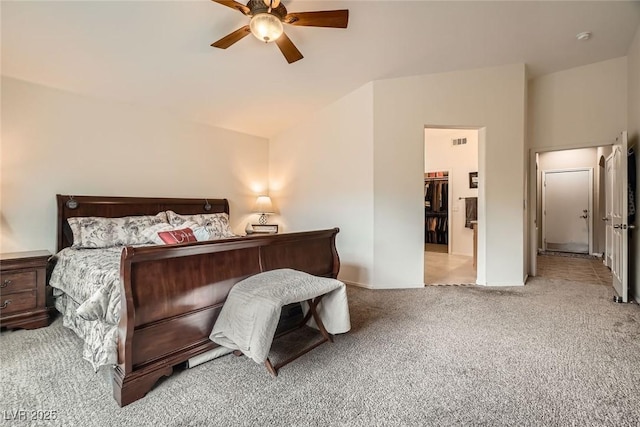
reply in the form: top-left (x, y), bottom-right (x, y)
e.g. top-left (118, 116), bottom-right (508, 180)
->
top-left (283, 10), bottom-right (349, 28)
top-left (211, 0), bottom-right (251, 15)
top-left (211, 25), bottom-right (251, 49)
top-left (275, 32), bottom-right (303, 64)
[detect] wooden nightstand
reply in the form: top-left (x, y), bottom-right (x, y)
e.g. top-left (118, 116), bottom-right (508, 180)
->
top-left (0, 250), bottom-right (51, 330)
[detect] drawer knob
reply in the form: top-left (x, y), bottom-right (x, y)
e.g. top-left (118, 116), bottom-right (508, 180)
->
top-left (1, 279), bottom-right (11, 288)
top-left (0, 300), bottom-right (11, 309)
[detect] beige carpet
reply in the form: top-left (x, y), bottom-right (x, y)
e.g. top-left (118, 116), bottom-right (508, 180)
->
top-left (1, 275), bottom-right (639, 426)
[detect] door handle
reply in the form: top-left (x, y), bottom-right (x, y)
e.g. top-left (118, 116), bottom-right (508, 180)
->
top-left (580, 214), bottom-right (588, 219)
top-left (614, 224), bottom-right (622, 229)
top-left (602, 217), bottom-right (609, 221)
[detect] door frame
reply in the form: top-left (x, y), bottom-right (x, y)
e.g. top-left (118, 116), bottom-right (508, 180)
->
top-left (528, 143), bottom-right (613, 277)
top-left (541, 167), bottom-right (593, 254)
top-left (424, 125), bottom-right (482, 284)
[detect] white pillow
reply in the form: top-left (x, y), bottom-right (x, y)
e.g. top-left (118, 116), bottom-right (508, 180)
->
top-left (166, 211), bottom-right (236, 239)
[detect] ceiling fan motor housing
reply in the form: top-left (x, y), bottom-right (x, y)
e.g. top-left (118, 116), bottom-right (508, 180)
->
top-left (247, 0), bottom-right (287, 19)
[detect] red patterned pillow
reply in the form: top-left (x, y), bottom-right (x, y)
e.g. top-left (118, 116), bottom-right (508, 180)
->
top-left (157, 228), bottom-right (197, 245)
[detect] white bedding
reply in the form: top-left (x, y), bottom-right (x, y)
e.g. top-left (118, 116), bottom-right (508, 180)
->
top-left (210, 269), bottom-right (351, 364)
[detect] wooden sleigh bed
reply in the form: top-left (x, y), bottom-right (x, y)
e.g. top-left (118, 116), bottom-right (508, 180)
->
top-left (53, 195), bottom-right (340, 407)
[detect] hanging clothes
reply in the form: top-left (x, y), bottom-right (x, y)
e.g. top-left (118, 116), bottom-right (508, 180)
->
top-left (465, 197), bottom-right (477, 229)
top-left (424, 176), bottom-right (449, 245)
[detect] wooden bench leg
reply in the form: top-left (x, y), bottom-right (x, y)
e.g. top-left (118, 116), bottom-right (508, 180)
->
top-left (307, 297), bottom-right (333, 343)
top-left (265, 294), bottom-right (333, 377)
top-left (265, 358), bottom-right (278, 377)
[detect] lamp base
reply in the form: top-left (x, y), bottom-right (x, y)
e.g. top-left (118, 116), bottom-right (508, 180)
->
top-left (259, 214), bottom-right (268, 225)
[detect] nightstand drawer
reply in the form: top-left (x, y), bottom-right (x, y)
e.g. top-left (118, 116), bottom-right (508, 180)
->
top-left (0, 290), bottom-right (37, 315)
top-left (1, 271), bottom-right (37, 293)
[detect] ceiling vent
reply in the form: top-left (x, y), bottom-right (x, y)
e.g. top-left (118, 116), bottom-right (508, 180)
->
top-left (452, 138), bottom-right (467, 146)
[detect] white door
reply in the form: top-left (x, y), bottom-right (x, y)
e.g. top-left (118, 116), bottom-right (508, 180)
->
top-left (611, 131), bottom-right (628, 303)
top-left (604, 154), bottom-right (614, 268)
top-left (542, 169), bottom-right (592, 254)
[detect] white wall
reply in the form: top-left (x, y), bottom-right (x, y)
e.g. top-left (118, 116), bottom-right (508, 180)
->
top-left (528, 57), bottom-right (627, 150)
top-left (424, 128), bottom-right (478, 256)
top-left (269, 83), bottom-right (374, 287)
top-left (1, 77), bottom-right (269, 254)
top-left (373, 63), bottom-right (527, 287)
top-left (628, 25), bottom-right (640, 304)
top-left (538, 148), bottom-right (598, 171)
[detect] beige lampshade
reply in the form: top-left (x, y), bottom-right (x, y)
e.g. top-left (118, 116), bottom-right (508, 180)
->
top-left (254, 196), bottom-right (274, 214)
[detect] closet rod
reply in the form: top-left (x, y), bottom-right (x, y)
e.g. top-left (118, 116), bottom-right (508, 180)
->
top-left (458, 197), bottom-right (476, 200)
top-left (425, 177), bottom-right (449, 181)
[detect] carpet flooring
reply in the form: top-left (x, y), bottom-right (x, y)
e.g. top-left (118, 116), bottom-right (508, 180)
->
top-left (1, 276), bottom-right (639, 426)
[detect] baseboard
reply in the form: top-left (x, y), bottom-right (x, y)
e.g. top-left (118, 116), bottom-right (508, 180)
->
top-left (342, 280), bottom-right (375, 289)
top-left (476, 281), bottom-right (525, 287)
top-left (342, 281), bottom-right (424, 290)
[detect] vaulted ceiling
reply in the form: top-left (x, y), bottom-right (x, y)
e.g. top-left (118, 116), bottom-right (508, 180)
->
top-left (2, 1), bottom-right (639, 138)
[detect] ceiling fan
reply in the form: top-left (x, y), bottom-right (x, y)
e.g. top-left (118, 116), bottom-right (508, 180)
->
top-left (210, 0), bottom-right (349, 64)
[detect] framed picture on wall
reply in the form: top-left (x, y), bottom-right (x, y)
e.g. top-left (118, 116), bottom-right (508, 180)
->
top-left (469, 172), bottom-right (478, 189)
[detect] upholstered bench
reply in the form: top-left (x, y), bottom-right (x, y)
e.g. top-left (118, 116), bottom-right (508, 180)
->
top-left (210, 268), bottom-right (351, 376)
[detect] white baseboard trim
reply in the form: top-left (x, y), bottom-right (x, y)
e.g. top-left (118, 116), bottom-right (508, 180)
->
top-left (341, 280), bottom-right (375, 289)
top-left (475, 281), bottom-right (525, 287)
top-left (342, 280), bottom-right (424, 290)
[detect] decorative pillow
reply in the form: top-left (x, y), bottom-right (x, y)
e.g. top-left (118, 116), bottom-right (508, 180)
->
top-left (166, 210), bottom-right (236, 239)
top-left (141, 221), bottom-right (210, 245)
top-left (157, 228), bottom-right (197, 245)
top-left (141, 222), bottom-right (176, 245)
top-left (68, 212), bottom-right (169, 248)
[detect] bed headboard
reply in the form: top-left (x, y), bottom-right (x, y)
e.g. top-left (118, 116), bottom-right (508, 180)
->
top-left (56, 195), bottom-right (230, 252)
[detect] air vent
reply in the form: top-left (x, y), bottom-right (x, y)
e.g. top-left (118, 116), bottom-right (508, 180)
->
top-left (452, 138), bottom-right (467, 146)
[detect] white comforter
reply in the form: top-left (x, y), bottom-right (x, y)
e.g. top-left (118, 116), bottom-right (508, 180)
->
top-left (210, 269), bottom-right (351, 364)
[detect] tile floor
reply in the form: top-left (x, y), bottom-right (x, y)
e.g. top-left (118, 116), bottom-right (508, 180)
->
top-left (424, 251), bottom-right (476, 285)
top-left (535, 253), bottom-right (612, 286)
top-left (424, 251), bottom-right (612, 286)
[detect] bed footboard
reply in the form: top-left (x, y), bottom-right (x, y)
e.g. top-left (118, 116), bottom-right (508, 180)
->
top-left (113, 228), bottom-right (340, 406)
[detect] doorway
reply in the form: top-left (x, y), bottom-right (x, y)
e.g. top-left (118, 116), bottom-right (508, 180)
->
top-left (530, 146), bottom-right (613, 277)
top-left (424, 127), bottom-right (479, 285)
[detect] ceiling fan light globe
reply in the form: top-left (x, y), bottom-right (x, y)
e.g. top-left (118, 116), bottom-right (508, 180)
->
top-left (249, 13), bottom-right (283, 43)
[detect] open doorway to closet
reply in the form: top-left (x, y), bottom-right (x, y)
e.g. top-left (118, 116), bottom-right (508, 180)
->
top-left (424, 127), bottom-right (479, 285)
